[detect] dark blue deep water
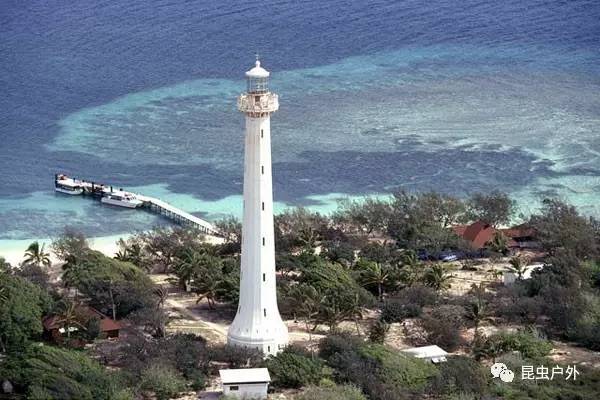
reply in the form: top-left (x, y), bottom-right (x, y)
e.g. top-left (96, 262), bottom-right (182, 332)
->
top-left (1, 0), bottom-right (599, 241)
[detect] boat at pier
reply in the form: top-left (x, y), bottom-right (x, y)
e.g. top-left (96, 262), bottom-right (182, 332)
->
top-left (100, 191), bottom-right (144, 208)
top-left (53, 173), bottom-right (218, 235)
top-left (55, 174), bottom-right (84, 195)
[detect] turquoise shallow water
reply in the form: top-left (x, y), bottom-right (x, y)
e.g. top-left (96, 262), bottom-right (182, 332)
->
top-left (1, 1), bottom-right (599, 245)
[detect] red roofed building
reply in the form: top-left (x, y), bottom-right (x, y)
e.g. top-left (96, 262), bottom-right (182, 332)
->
top-left (452, 221), bottom-right (538, 251)
top-left (500, 224), bottom-right (540, 249)
top-left (461, 221), bottom-right (497, 250)
top-left (42, 306), bottom-right (121, 343)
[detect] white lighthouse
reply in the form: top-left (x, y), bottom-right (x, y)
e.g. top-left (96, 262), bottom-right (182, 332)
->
top-left (227, 59), bottom-right (288, 356)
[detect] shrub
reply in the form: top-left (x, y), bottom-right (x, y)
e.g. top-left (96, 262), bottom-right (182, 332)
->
top-left (300, 260), bottom-right (375, 331)
top-left (0, 274), bottom-right (52, 351)
top-left (140, 364), bottom-right (186, 400)
top-left (498, 330), bottom-right (552, 359)
top-left (164, 333), bottom-right (210, 381)
top-left (476, 329), bottom-right (553, 361)
top-left (85, 317), bottom-right (101, 341)
top-left (420, 305), bottom-right (465, 351)
top-left (295, 384), bottom-right (367, 400)
top-left (264, 347), bottom-right (327, 388)
top-left (5, 345), bottom-right (126, 400)
top-left (429, 356), bottom-right (488, 397)
top-left (186, 369), bottom-right (207, 391)
top-left (320, 335), bottom-right (436, 399)
top-left (381, 300), bottom-right (422, 322)
top-left (368, 319), bottom-right (390, 343)
top-left (318, 334), bottom-right (363, 361)
top-left (381, 285), bottom-right (438, 322)
top-left (358, 343), bottom-right (436, 390)
top-left (118, 332), bottom-right (209, 392)
top-left (490, 361), bottom-right (600, 400)
top-left (61, 250), bottom-right (155, 318)
top-left (570, 318), bottom-right (600, 350)
top-left (14, 263), bottom-right (51, 290)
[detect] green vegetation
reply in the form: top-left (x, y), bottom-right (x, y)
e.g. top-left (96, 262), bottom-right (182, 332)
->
top-left (2, 345), bottom-right (130, 400)
top-left (420, 305), bottom-right (465, 351)
top-left (0, 274), bottom-right (51, 351)
top-left (264, 347), bottom-right (328, 388)
top-left (62, 249), bottom-right (155, 318)
top-left (429, 356), bottom-right (488, 397)
top-left (490, 363), bottom-right (600, 400)
top-left (140, 364), bottom-right (187, 400)
top-left (2, 191), bottom-right (600, 399)
top-left (294, 384), bottom-right (367, 400)
top-left (319, 335), bottom-right (436, 399)
top-left (466, 191), bottom-right (515, 227)
top-left (23, 241), bottom-right (51, 267)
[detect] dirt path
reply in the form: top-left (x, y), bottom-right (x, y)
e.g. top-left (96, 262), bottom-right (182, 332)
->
top-left (165, 297), bottom-right (228, 343)
top-left (153, 273), bottom-right (329, 348)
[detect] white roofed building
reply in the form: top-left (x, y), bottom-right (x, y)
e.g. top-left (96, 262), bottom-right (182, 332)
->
top-left (402, 345), bottom-right (449, 363)
top-left (219, 368), bottom-right (271, 399)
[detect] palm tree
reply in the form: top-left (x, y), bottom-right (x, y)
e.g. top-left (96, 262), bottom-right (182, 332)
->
top-left (359, 261), bottom-right (395, 301)
top-left (114, 249), bottom-right (129, 262)
top-left (488, 232), bottom-right (509, 255)
top-left (191, 254), bottom-right (224, 309)
top-left (0, 276), bottom-right (7, 305)
top-left (61, 254), bottom-right (81, 296)
top-left (55, 300), bottom-right (86, 339)
top-left (290, 283), bottom-right (322, 355)
top-left (466, 283), bottom-right (488, 332)
top-left (402, 250), bottom-right (419, 268)
top-left (0, 256), bottom-right (10, 272)
top-left (399, 250), bottom-right (422, 287)
top-left (509, 255), bottom-right (530, 280)
top-left (423, 263), bottom-right (452, 291)
top-left (153, 285), bottom-right (168, 310)
top-left (173, 249), bottom-right (200, 291)
top-left (23, 241), bottom-right (51, 267)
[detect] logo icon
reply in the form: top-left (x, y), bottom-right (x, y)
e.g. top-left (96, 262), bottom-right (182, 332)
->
top-left (491, 362), bottom-right (515, 383)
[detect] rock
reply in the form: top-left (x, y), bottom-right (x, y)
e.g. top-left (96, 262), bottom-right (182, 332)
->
top-left (2, 380), bottom-right (13, 394)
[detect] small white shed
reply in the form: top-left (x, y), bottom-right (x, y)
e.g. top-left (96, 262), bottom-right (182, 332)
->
top-left (402, 345), bottom-right (448, 363)
top-left (219, 368), bottom-right (271, 399)
top-left (503, 263), bottom-right (544, 286)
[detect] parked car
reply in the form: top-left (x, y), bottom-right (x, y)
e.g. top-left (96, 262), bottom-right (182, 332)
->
top-left (440, 253), bottom-right (458, 262)
top-left (417, 249), bottom-right (463, 262)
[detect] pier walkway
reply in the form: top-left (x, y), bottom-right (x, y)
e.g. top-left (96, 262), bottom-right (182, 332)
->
top-left (137, 194), bottom-right (217, 235)
top-left (54, 174), bottom-right (219, 236)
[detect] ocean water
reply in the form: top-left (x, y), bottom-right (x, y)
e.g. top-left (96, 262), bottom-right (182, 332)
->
top-left (1, 0), bottom-right (599, 243)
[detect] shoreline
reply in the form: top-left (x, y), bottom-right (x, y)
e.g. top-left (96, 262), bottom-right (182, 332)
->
top-left (0, 234), bottom-right (125, 267)
top-left (0, 232), bottom-right (225, 267)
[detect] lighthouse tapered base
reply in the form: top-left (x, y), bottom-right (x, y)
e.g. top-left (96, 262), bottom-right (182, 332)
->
top-left (227, 325), bottom-right (289, 356)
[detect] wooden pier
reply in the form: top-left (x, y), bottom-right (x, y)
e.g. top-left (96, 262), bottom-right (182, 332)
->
top-left (55, 174), bottom-right (219, 236)
top-left (137, 194), bottom-right (217, 235)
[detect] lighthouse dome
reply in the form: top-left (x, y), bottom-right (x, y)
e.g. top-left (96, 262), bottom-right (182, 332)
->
top-left (246, 60), bottom-right (270, 78)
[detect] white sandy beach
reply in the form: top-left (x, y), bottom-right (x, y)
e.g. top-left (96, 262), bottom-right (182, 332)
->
top-left (0, 232), bottom-right (224, 267)
top-left (0, 235), bottom-right (123, 266)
